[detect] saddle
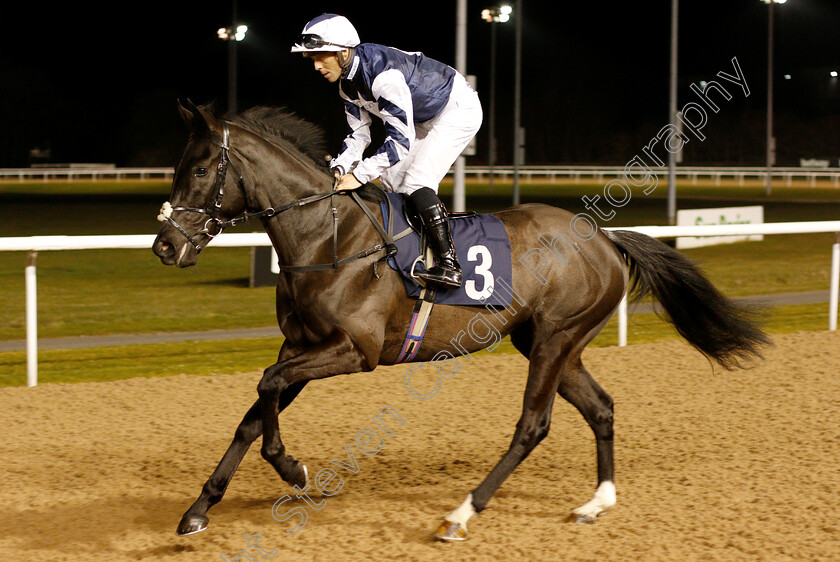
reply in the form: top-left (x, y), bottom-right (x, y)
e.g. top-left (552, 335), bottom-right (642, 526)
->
top-left (379, 192), bottom-right (513, 307)
top-left (372, 191), bottom-right (513, 363)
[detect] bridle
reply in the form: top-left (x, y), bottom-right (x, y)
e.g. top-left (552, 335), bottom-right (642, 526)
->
top-left (158, 122), bottom-right (398, 273)
top-left (158, 123), bottom-right (336, 254)
top-left (157, 124), bottom-right (243, 253)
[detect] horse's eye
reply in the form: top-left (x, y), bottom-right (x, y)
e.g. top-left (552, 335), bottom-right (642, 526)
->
top-left (195, 167), bottom-right (208, 177)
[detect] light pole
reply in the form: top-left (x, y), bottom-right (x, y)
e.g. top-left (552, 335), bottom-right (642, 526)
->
top-left (512, 0), bottom-right (522, 206)
top-left (481, 5), bottom-right (512, 193)
top-left (762, 0), bottom-right (786, 196)
top-left (217, 1), bottom-right (247, 115)
top-left (454, 0), bottom-right (467, 212)
top-left (667, 0), bottom-right (678, 225)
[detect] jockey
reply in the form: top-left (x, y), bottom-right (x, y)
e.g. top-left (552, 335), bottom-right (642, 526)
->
top-left (291, 13), bottom-right (483, 290)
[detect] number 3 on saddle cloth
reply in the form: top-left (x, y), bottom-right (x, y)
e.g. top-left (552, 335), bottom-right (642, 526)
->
top-left (378, 192), bottom-right (513, 362)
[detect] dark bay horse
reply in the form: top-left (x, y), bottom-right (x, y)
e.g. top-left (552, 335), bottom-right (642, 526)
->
top-left (153, 101), bottom-right (769, 541)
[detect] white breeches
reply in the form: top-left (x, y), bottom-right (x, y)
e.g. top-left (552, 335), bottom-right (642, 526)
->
top-left (379, 75), bottom-right (482, 195)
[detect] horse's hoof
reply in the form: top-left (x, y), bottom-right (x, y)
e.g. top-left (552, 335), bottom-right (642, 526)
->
top-left (290, 463), bottom-right (308, 489)
top-left (177, 514), bottom-right (209, 536)
top-left (565, 511), bottom-right (597, 524)
top-left (434, 520), bottom-right (468, 542)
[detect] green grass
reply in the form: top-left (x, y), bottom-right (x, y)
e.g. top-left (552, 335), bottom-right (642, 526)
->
top-left (1, 179), bottom-right (838, 387)
top-left (0, 179), bottom-right (171, 196)
top-left (589, 302), bottom-right (833, 348)
top-left (0, 228), bottom-right (833, 343)
top-left (680, 233), bottom-right (837, 296)
top-left (439, 178), bottom-right (840, 203)
top-left (0, 248), bottom-right (277, 341)
top-left (0, 337), bottom-right (282, 387)
top-left (1, 301), bottom-right (830, 387)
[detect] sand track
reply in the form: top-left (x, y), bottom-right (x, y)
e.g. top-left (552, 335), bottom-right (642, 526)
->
top-left (1, 331), bottom-right (838, 561)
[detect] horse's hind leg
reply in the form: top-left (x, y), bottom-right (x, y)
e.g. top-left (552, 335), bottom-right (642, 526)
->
top-left (435, 332), bottom-right (568, 541)
top-left (177, 381), bottom-right (308, 535)
top-left (558, 358), bottom-right (616, 523)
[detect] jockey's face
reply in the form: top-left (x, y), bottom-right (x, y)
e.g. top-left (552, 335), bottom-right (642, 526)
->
top-left (307, 51), bottom-right (346, 83)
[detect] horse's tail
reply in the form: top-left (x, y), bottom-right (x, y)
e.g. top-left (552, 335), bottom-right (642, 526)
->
top-left (605, 229), bottom-right (771, 369)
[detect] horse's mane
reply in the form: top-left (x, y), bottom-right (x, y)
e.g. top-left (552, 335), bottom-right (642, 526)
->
top-left (220, 104), bottom-right (384, 204)
top-left (226, 105), bottom-right (331, 170)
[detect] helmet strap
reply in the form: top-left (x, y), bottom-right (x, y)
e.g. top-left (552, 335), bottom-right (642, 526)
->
top-left (338, 48), bottom-right (354, 78)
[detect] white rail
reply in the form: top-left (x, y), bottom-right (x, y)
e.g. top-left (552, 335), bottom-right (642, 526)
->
top-left (467, 166), bottom-right (840, 188)
top-left (2, 166), bottom-right (839, 186)
top-left (1, 233), bottom-right (273, 387)
top-left (0, 168), bottom-right (175, 182)
top-left (1, 222), bottom-right (838, 386)
top-left (606, 223), bottom-right (840, 346)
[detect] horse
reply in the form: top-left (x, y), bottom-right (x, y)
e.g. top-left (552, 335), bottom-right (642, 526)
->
top-left (152, 100), bottom-right (769, 541)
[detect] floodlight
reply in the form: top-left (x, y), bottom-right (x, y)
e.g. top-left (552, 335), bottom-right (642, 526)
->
top-left (482, 5), bottom-right (513, 23)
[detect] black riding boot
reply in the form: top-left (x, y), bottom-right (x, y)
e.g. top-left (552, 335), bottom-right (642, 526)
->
top-left (408, 188), bottom-right (463, 290)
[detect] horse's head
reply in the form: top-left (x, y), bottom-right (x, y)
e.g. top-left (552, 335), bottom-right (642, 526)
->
top-left (153, 100), bottom-right (248, 267)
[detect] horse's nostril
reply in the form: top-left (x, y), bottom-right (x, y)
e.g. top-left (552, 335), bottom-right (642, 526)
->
top-left (153, 236), bottom-right (176, 261)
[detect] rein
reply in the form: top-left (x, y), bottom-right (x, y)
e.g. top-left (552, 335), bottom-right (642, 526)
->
top-left (158, 123), bottom-right (397, 274)
top-left (277, 191), bottom-right (398, 275)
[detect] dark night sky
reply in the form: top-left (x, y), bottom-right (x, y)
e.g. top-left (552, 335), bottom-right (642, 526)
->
top-left (0, 1), bottom-right (838, 168)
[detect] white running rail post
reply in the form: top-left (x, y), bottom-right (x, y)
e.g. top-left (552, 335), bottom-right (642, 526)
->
top-left (25, 252), bottom-right (38, 387)
top-left (618, 293), bottom-right (628, 347)
top-left (830, 232), bottom-right (839, 331)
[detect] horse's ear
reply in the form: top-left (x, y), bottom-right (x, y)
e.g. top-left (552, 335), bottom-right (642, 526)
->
top-left (176, 98), bottom-right (216, 137)
top-left (177, 98), bottom-right (192, 122)
top-left (194, 104), bottom-right (222, 136)
top-left (177, 98), bottom-right (202, 132)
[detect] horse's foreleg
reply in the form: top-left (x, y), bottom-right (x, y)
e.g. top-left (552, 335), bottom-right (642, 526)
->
top-left (435, 336), bottom-right (565, 541)
top-left (257, 331), bottom-right (371, 491)
top-left (177, 381), bottom-right (308, 536)
top-left (557, 359), bottom-right (615, 524)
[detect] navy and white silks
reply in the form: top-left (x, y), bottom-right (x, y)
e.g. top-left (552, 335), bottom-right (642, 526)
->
top-left (330, 43), bottom-right (482, 195)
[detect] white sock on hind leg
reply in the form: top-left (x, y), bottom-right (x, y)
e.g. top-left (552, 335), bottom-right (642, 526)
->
top-left (445, 493), bottom-right (476, 529)
top-left (573, 481), bottom-right (616, 519)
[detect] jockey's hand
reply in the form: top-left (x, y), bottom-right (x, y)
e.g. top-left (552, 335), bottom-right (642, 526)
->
top-left (335, 173), bottom-right (362, 191)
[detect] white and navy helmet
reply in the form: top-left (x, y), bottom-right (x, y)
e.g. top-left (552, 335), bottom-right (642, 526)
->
top-left (290, 14), bottom-right (360, 53)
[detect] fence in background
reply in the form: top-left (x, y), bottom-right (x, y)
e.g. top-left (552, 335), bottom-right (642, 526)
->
top-left (466, 165), bottom-right (840, 188)
top-left (0, 167), bottom-right (174, 182)
top-left (3, 166), bottom-right (840, 187)
top-left (1, 222), bottom-right (839, 387)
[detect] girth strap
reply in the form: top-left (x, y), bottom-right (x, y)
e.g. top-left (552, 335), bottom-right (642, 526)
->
top-left (395, 251), bottom-right (438, 363)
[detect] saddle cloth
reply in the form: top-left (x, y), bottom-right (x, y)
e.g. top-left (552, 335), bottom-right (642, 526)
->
top-left (379, 192), bottom-right (513, 306)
